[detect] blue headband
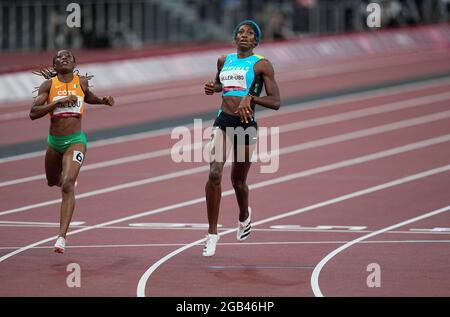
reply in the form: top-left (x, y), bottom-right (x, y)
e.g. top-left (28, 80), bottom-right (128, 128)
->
top-left (233, 20), bottom-right (262, 46)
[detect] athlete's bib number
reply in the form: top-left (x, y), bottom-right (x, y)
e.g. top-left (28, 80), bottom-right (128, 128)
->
top-left (73, 151), bottom-right (84, 165)
top-left (52, 95), bottom-right (83, 115)
top-left (220, 70), bottom-right (247, 92)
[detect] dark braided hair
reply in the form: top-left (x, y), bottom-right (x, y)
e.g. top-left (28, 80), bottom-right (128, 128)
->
top-left (32, 53), bottom-right (93, 93)
top-left (32, 65), bottom-right (57, 80)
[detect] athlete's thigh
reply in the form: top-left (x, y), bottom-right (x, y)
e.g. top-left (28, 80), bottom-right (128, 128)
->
top-left (61, 143), bottom-right (86, 182)
top-left (232, 143), bottom-right (254, 181)
top-left (45, 146), bottom-right (63, 184)
top-left (233, 142), bottom-right (256, 164)
top-left (208, 127), bottom-right (233, 164)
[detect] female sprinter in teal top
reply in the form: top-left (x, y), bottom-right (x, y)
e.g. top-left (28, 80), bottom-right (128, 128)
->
top-left (203, 20), bottom-right (281, 256)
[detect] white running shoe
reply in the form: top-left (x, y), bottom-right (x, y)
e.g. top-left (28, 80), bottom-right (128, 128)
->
top-left (54, 236), bottom-right (66, 254)
top-left (202, 234), bottom-right (219, 257)
top-left (237, 207), bottom-right (252, 241)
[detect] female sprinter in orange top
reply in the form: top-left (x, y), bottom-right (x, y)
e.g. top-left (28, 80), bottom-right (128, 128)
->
top-left (203, 20), bottom-right (281, 256)
top-left (30, 50), bottom-right (114, 254)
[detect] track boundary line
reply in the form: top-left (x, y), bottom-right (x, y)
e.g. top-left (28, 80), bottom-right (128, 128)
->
top-left (310, 204), bottom-right (450, 297)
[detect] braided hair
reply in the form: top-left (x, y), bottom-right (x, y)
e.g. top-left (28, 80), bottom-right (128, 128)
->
top-left (32, 52), bottom-right (93, 93)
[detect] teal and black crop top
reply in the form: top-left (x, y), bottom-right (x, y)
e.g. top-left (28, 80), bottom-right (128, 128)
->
top-left (220, 53), bottom-right (264, 98)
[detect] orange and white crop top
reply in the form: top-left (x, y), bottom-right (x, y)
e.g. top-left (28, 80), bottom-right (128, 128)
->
top-left (47, 74), bottom-right (85, 118)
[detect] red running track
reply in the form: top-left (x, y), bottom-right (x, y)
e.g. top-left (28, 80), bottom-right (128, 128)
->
top-left (0, 48), bottom-right (449, 297)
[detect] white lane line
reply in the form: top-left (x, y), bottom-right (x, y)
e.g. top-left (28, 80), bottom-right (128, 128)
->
top-left (1, 109), bottom-right (450, 217)
top-left (0, 126), bottom-right (172, 164)
top-left (136, 164), bottom-right (450, 297)
top-left (310, 204), bottom-right (450, 297)
top-left (1, 75), bottom-right (449, 164)
top-left (128, 223), bottom-right (216, 228)
top-left (0, 111), bottom-right (29, 120)
top-left (3, 89), bottom-right (450, 188)
top-left (278, 92), bottom-right (450, 133)
top-left (2, 141), bottom-right (450, 267)
top-left (271, 225), bottom-right (367, 231)
top-left (255, 228), bottom-right (450, 235)
top-left (410, 227), bottom-right (450, 232)
top-left (0, 166), bottom-right (207, 217)
top-left (0, 239), bottom-right (449, 250)
top-left (0, 221), bottom-right (84, 226)
top-left (1, 223), bottom-right (450, 236)
top-left (0, 144), bottom-right (201, 187)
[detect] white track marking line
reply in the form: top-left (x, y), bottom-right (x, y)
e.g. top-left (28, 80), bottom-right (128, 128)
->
top-left (278, 92), bottom-right (450, 133)
top-left (128, 223), bottom-right (216, 228)
top-left (1, 223), bottom-right (450, 236)
top-left (410, 227), bottom-right (450, 232)
top-left (1, 75), bottom-right (449, 164)
top-left (136, 164), bottom-right (450, 296)
top-left (1, 109), bottom-right (450, 217)
top-left (0, 221), bottom-right (84, 226)
top-left (1, 140), bottom-right (449, 266)
top-left (0, 240), bottom-right (449, 250)
top-left (0, 145), bottom-right (200, 187)
top-left (3, 89), bottom-right (450, 188)
top-left (310, 205), bottom-right (450, 297)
